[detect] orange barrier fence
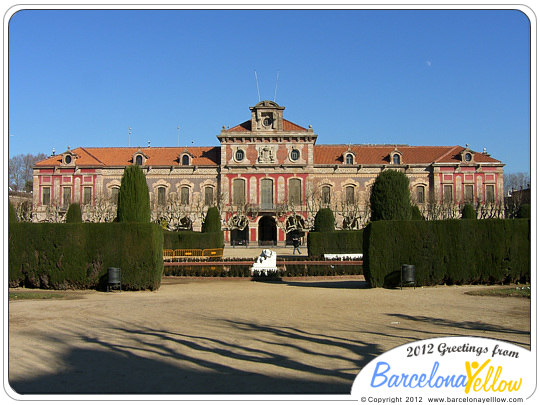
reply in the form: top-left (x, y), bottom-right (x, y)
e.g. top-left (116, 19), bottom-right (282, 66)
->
top-left (163, 248), bottom-right (224, 258)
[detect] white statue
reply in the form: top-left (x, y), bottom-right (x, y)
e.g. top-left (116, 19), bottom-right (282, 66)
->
top-left (250, 249), bottom-right (278, 275)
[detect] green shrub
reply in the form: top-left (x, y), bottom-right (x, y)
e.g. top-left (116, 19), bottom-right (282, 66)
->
top-left (517, 204), bottom-right (530, 219)
top-left (163, 230), bottom-right (224, 249)
top-left (117, 165), bottom-right (150, 223)
top-left (411, 205), bottom-right (423, 220)
top-left (65, 203), bottom-right (83, 223)
top-left (313, 208), bottom-right (335, 232)
top-left (8, 202), bottom-right (17, 223)
top-left (8, 223), bottom-right (163, 290)
top-left (370, 170), bottom-right (412, 221)
top-left (363, 219), bottom-right (530, 288)
top-left (202, 207), bottom-right (222, 233)
top-left (308, 230), bottom-right (363, 257)
top-left (461, 204), bottom-right (476, 219)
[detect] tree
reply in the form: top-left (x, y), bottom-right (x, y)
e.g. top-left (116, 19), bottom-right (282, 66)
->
top-left (370, 170), bottom-right (412, 221)
top-left (65, 203), bottom-right (83, 223)
top-left (313, 208), bottom-right (335, 232)
top-left (117, 165), bottom-right (150, 223)
top-left (202, 206), bottom-right (221, 233)
top-left (8, 202), bottom-right (17, 223)
top-left (411, 205), bottom-right (423, 220)
top-left (461, 204), bottom-right (476, 219)
top-left (504, 172), bottom-right (530, 195)
top-left (8, 153), bottom-right (47, 191)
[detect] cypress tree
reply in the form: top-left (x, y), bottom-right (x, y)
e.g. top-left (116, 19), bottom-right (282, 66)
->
top-left (411, 205), bottom-right (423, 220)
top-left (117, 165), bottom-right (150, 223)
top-left (461, 204), bottom-right (476, 219)
top-left (65, 203), bottom-right (83, 223)
top-left (313, 208), bottom-right (335, 232)
top-left (370, 170), bottom-right (412, 221)
top-left (202, 206), bottom-right (221, 233)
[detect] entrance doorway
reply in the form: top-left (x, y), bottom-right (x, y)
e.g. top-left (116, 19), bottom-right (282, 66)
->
top-left (258, 216), bottom-right (277, 246)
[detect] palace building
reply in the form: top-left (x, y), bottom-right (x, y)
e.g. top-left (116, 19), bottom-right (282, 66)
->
top-left (33, 100), bottom-right (504, 245)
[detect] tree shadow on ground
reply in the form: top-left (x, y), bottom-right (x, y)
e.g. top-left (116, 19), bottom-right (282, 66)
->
top-left (252, 279), bottom-right (369, 289)
top-left (9, 319), bottom-right (382, 395)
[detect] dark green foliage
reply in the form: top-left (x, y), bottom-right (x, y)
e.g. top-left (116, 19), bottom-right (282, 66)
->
top-left (517, 204), bottom-right (530, 219)
top-left (8, 202), bottom-right (17, 223)
top-left (307, 230), bottom-right (363, 257)
top-left (461, 204), bottom-right (476, 219)
top-left (65, 203), bottom-right (83, 223)
top-left (117, 165), bottom-right (150, 223)
top-left (201, 207), bottom-right (222, 233)
top-left (370, 170), bottom-right (412, 221)
top-left (163, 230), bottom-right (224, 249)
top-left (9, 223), bottom-right (163, 290)
top-left (411, 205), bottom-right (423, 220)
top-left (313, 208), bottom-right (335, 232)
top-left (363, 220), bottom-right (530, 288)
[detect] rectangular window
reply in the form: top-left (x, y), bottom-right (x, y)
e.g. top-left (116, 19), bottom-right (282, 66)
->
top-left (464, 185), bottom-right (474, 203)
top-left (443, 185), bottom-right (453, 203)
top-left (181, 187), bottom-right (190, 205)
top-left (233, 179), bottom-right (245, 206)
top-left (42, 187), bottom-right (51, 206)
top-left (204, 187), bottom-right (214, 206)
top-left (322, 186), bottom-right (331, 205)
top-left (158, 187), bottom-right (166, 205)
top-left (416, 186), bottom-right (425, 204)
top-left (261, 178), bottom-right (273, 209)
top-left (83, 187), bottom-right (92, 205)
top-left (288, 179), bottom-right (301, 206)
top-left (63, 187), bottom-right (72, 208)
top-left (486, 185), bottom-right (495, 204)
top-left (111, 188), bottom-right (119, 204)
top-left (345, 186), bottom-right (355, 204)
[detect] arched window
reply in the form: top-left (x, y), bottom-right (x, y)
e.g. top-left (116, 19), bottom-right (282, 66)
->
top-left (233, 179), bottom-right (245, 205)
top-left (321, 185), bottom-right (331, 205)
top-left (135, 155), bottom-right (143, 166)
top-left (345, 186), bottom-right (355, 204)
top-left (345, 154), bottom-right (354, 165)
top-left (182, 155), bottom-right (190, 166)
top-left (392, 154), bottom-right (401, 165)
top-left (261, 178), bottom-right (274, 209)
top-left (180, 186), bottom-right (190, 205)
top-left (288, 178), bottom-right (302, 205)
top-left (157, 186), bottom-right (166, 205)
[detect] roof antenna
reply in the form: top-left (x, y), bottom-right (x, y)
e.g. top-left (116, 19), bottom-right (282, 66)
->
top-left (128, 127), bottom-right (132, 147)
top-left (273, 70), bottom-right (280, 102)
top-left (254, 70), bottom-right (261, 102)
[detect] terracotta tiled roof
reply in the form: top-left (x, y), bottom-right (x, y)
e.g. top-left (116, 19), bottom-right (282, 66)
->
top-left (314, 145), bottom-right (502, 165)
top-left (35, 147), bottom-right (221, 167)
top-left (225, 119), bottom-right (307, 132)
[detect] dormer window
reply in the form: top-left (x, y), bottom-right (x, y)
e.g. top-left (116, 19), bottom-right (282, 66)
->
top-left (390, 148), bottom-right (403, 165)
top-left (135, 155), bottom-right (143, 166)
top-left (182, 154), bottom-right (190, 166)
top-left (461, 145), bottom-right (475, 163)
top-left (133, 149), bottom-right (148, 166)
top-left (65, 155), bottom-right (72, 164)
top-left (61, 148), bottom-right (77, 166)
top-left (345, 153), bottom-right (354, 165)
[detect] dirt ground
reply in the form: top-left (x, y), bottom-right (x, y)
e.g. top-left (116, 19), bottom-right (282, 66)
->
top-left (8, 277), bottom-right (530, 395)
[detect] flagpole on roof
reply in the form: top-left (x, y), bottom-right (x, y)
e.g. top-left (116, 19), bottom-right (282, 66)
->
top-left (177, 125), bottom-right (180, 147)
top-left (254, 70), bottom-right (261, 102)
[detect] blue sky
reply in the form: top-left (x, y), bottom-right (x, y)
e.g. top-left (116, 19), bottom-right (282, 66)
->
top-left (8, 9), bottom-right (531, 174)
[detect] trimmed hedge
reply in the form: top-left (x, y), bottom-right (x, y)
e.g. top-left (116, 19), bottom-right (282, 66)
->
top-left (65, 203), bottom-right (83, 223)
top-left (117, 165), bottom-right (151, 223)
top-left (363, 219), bottom-right (530, 288)
top-left (313, 208), bottom-right (335, 232)
top-left (164, 264), bottom-right (362, 277)
top-left (9, 202), bottom-right (17, 223)
top-left (202, 207), bottom-right (222, 233)
top-left (9, 223), bottom-right (163, 290)
top-left (163, 230), bottom-right (224, 250)
top-left (307, 230), bottom-right (363, 257)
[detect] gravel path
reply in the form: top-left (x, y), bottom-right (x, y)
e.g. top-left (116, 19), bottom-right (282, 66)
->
top-left (8, 277), bottom-right (530, 395)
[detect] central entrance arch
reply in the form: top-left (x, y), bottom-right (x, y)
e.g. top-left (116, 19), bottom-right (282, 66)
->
top-left (258, 215), bottom-right (277, 246)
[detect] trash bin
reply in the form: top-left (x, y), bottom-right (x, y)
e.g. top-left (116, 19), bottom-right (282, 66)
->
top-left (107, 267), bottom-right (121, 292)
top-left (401, 264), bottom-right (416, 289)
